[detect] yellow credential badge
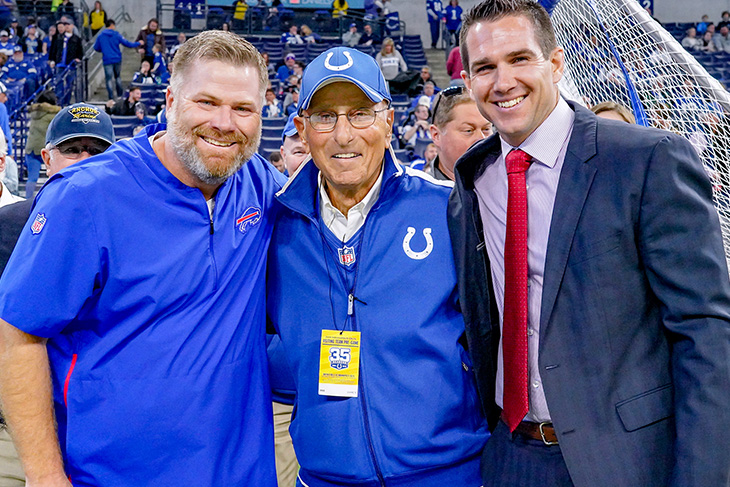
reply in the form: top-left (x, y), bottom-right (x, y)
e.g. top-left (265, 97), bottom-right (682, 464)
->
top-left (318, 329), bottom-right (361, 398)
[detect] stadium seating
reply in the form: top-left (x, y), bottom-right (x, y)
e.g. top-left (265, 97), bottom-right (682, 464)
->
top-left (110, 115), bottom-right (138, 140)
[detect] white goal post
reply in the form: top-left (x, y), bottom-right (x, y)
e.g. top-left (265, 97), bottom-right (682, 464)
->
top-left (543, 0), bottom-right (730, 268)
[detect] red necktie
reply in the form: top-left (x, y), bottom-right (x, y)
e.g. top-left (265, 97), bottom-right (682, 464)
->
top-left (502, 149), bottom-right (532, 432)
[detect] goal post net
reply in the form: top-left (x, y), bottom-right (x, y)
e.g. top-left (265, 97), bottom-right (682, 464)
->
top-left (542, 0), bottom-right (730, 268)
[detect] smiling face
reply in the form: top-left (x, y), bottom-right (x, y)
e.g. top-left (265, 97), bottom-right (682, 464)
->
top-left (463, 14), bottom-right (563, 147)
top-left (295, 82), bottom-right (393, 208)
top-left (129, 88), bottom-right (142, 102)
top-left (165, 59), bottom-right (262, 186)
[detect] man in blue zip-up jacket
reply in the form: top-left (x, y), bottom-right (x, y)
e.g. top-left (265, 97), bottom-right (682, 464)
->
top-left (0, 31), bottom-right (282, 487)
top-left (267, 46), bottom-right (489, 487)
top-left (93, 18), bottom-right (142, 99)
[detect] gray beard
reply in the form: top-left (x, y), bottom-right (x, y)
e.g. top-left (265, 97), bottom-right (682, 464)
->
top-left (166, 110), bottom-right (261, 186)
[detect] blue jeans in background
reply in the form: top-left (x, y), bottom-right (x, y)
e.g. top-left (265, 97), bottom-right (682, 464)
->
top-left (24, 152), bottom-right (42, 199)
top-left (103, 62), bottom-right (123, 100)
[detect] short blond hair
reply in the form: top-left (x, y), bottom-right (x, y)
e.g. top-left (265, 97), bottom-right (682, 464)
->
top-left (170, 30), bottom-right (267, 101)
top-left (591, 101), bottom-right (636, 124)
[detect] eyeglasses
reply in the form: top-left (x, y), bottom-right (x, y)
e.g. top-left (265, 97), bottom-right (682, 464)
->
top-left (430, 85), bottom-right (464, 122)
top-left (303, 106), bottom-right (389, 133)
top-left (54, 142), bottom-right (110, 157)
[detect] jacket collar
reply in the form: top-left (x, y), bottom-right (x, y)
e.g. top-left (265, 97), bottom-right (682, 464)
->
top-left (540, 101), bottom-right (599, 333)
top-left (453, 99), bottom-right (597, 189)
top-left (276, 146), bottom-right (404, 219)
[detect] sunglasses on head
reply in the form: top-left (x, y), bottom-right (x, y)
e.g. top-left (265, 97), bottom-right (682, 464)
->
top-left (430, 85), bottom-right (464, 121)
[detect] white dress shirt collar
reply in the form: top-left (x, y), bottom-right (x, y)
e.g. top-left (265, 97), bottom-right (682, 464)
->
top-left (319, 164), bottom-right (384, 242)
top-left (0, 181), bottom-right (24, 208)
top-left (499, 96), bottom-right (574, 169)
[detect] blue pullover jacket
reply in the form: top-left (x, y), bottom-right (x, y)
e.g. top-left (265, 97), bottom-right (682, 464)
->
top-left (267, 150), bottom-right (489, 487)
top-left (93, 28), bottom-right (140, 65)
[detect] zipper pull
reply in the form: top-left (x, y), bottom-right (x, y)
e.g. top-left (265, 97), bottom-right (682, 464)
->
top-left (347, 293), bottom-right (354, 316)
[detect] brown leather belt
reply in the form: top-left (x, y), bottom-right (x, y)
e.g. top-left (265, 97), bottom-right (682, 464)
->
top-left (512, 420), bottom-right (559, 445)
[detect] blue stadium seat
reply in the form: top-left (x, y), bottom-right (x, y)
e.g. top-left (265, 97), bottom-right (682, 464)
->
top-left (413, 137), bottom-right (433, 158)
top-left (111, 115), bottom-right (137, 140)
top-left (262, 116), bottom-right (287, 129)
top-left (392, 148), bottom-right (410, 163)
top-left (265, 126), bottom-right (286, 138)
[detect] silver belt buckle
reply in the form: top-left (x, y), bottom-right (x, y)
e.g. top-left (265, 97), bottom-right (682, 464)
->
top-left (538, 421), bottom-right (558, 446)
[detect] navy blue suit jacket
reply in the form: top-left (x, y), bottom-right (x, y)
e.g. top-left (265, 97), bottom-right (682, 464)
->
top-left (448, 102), bottom-right (730, 487)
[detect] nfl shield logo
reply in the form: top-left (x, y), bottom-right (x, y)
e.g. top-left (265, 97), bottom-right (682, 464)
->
top-left (30, 213), bottom-right (47, 235)
top-left (338, 246), bottom-right (356, 266)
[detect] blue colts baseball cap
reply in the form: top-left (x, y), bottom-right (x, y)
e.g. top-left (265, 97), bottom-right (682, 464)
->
top-left (297, 47), bottom-right (391, 114)
top-left (46, 103), bottom-right (115, 146)
top-left (282, 112), bottom-right (299, 143)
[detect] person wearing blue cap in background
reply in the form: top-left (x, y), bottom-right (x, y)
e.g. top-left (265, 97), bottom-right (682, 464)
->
top-left (276, 53), bottom-right (297, 84)
top-left (1, 46), bottom-right (39, 93)
top-left (266, 46), bottom-right (489, 487)
top-left (0, 30), bottom-right (284, 486)
top-left (279, 112), bottom-right (309, 177)
top-left (342, 22), bottom-right (360, 47)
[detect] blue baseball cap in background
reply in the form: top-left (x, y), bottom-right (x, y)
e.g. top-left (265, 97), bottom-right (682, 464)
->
top-left (46, 103), bottom-right (115, 146)
top-left (298, 47), bottom-right (391, 114)
top-left (282, 112), bottom-right (298, 143)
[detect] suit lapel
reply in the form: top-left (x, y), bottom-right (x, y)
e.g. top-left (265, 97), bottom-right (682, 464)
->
top-left (540, 103), bottom-right (599, 333)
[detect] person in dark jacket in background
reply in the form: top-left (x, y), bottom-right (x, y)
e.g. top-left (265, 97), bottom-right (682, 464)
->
top-left (94, 19), bottom-right (142, 99)
top-left (105, 84), bottom-right (145, 116)
top-left (135, 18), bottom-right (164, 64)
top-left (49, 19), bottom-right (82, 69)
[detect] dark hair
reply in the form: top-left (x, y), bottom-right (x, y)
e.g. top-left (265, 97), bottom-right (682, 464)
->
top-left (105, 18), bottom-right (115, 27)
top-left (269, 152), bottom-right (282, 163)
top-left (459, 0), bottom-right (557, 75)
top-left (128, 84), bottom-right (141, 92)
top-left (36, 89), bottom-right (57, 105)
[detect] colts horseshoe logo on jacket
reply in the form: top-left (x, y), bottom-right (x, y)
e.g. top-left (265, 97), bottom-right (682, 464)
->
top-left (402, 227), bottom-right (433, 260)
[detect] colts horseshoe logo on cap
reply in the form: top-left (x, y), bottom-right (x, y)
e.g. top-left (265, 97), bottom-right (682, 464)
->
top-left (324, 51), bottom-right (354, 71)
top-left (403, 227), bottom-right (433, 260)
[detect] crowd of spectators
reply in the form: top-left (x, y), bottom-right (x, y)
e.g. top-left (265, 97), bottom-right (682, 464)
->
top-left (680, 10), bottom-right (730, 54)
top-left (1, 0), bottom-right (439, 199)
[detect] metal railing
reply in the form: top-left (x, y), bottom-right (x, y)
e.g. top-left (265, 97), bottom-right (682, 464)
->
top-left (9, 61), bottom-right (84, 172)
top-left (155, 1), bottom-right (405, 40)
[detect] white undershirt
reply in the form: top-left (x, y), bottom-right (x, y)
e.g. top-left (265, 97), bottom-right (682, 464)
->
top-left (318, 165), bottom-right (384, 242)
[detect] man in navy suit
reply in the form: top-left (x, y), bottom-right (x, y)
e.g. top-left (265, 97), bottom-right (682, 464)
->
top-left (448, 1), bottom-right (730, 486)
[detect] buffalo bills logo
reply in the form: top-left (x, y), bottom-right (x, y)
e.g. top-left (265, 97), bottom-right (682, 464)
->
top-left (338, 246), bottom-right (356, 266)
top-left (30, 213), bottom-right (47, 235)
top-left (236, 206), bottom-right (262, 234)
